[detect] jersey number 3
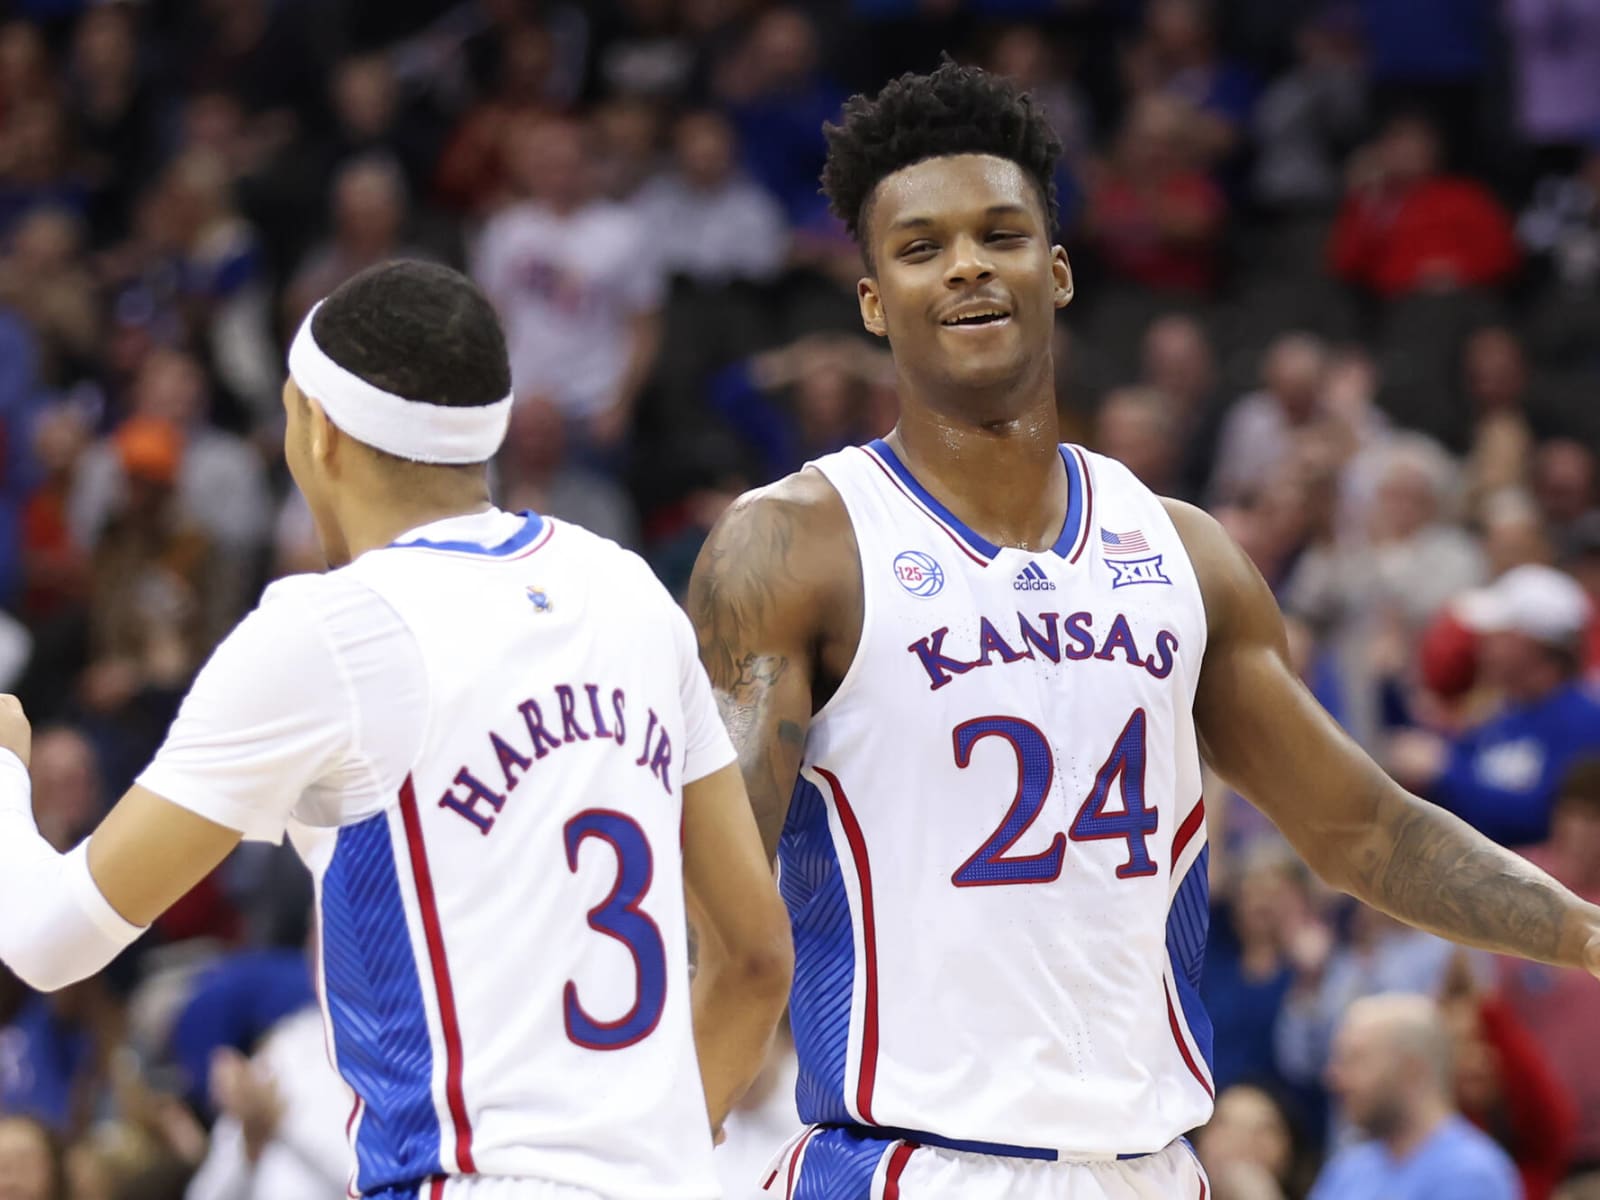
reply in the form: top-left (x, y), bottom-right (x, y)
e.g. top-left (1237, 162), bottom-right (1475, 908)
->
top-left (951, 710), bottom-right (1157, 887)
top-left (563, 810), bottom-right (668, 1050)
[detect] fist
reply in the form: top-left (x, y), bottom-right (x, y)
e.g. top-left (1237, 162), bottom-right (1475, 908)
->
top-left (0, 694), bottom-right (31, 769)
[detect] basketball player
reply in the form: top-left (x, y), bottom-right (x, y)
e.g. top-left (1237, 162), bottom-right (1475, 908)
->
top-left (686, 63), bottom-right (1600, 1198)
top-left (0, 262), bottom-right (793, 1200)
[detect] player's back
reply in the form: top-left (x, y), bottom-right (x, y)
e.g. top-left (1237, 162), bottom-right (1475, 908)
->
top-left (295, 510), bottom-right (719, 1199)
top-left (785, 442), bottom-right (1213, 1158)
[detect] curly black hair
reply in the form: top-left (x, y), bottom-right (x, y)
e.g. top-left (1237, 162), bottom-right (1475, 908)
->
top-left (822, 59), bottom-right (1062, 259)
top-left (311, 259), bottom-right (511, 411)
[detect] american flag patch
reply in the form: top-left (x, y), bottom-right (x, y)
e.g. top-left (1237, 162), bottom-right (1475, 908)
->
top-left (1100, 528), bottom-right (1150, 556)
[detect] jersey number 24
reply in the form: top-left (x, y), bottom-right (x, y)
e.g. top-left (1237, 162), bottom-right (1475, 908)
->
top-left (951, 710), bottom-right (1157, 886)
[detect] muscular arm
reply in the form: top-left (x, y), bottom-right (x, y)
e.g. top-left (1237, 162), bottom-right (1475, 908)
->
top-left (686, 473), bottom-right (852, 860)
top-left (1167, 500), bottom-right (1600, 975)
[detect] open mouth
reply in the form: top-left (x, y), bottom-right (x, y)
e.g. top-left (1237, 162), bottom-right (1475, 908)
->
top-left (940, 310), bottom-right (1011, 328)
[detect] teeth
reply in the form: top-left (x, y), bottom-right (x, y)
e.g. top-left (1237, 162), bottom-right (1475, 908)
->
top-left (945, 310), bottom-right (1007, 325)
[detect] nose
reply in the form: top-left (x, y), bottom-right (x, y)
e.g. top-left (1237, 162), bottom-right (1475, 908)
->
top-left (943, 233), bottom-right (995, 288)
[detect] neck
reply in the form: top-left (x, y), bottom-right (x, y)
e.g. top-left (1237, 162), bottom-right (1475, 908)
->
top-left (1384, 1098), bottom-right (1451, 1160)
top-left (887, 380), bottom-right (1067, 552)
top-left (335, 480), bottom-right (493, 563)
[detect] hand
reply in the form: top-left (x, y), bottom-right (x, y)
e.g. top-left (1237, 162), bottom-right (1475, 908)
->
top-left (1585, 928), bottom-right (1600, 983)
top-left (210, 1047), bottom-right (284, 1163)
top-left (0, 693), bottom-right (32, 768)
top-left (1387, 729), bottom-right (1448, 789)
top-left (1283, 918), bottom-right (1335, 980)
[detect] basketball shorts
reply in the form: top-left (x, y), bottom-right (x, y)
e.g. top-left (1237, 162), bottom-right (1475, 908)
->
top-left (759, 1126), bottom-right (1210, 1200)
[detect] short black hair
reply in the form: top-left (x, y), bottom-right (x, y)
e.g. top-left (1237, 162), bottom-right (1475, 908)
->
top-left (821, 59), bottom-right (1062, 256)
top-left (310, 260), bottom-right (511, 410)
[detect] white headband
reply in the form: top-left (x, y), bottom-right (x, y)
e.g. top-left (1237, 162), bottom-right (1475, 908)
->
top-left (287, 301), bottom-right (512, 464)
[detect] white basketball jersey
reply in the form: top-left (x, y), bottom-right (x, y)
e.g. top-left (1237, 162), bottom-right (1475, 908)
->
top-left (291, 514), bottom-right (724, 1199)
top-left (784, 441), bottom-right (1213, 1158)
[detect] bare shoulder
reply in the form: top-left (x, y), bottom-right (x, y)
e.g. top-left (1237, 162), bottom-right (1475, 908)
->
top-left (687, 467), bottom-right (857, 663)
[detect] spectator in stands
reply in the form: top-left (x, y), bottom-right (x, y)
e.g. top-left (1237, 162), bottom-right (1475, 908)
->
top-left (167, 948), bottom-right (315, 1118)
top-left (632, 109), bottom-right (788, 287)
top-left (1287, 434), bottom-right (1485, 748)
top-left (1328, 113), bottom-right (1519, 298)
top-left (1440, 954), bottom-right (1578, 1200)
top-left (986, 25), bottom-right (1091, 167)
top-left (1209, 332), bottom-right (1327, 505)
top-left (715, 7), bottom-right (846, 228)
top-left (1498, 758), bottom-right (1600, 1172)
top-left (0, 208), bottom-right (99, 388)
top-left (1505, 0), bottom-right (1600, 164)
top-left (0, 974), bottom-right (122, 1137)
top-left (1202, 843), bottom-right (1311, 1098)
top-left (0, 97), bottom-right (90, 240)
top-left (285, 156), bottom-right (423, 330)
top-left (1532, 439), bottom-right (1596, 542)
top-left (706, 333), bottom-right (890, 482)
top-left (28, 724), bottom-right (102, 853)
top-left (0, 1114), bottom-right (64, 1200)
top-left (497, 396), bottom-right (639, 549)
top-left (1195, 1083), bottom-right (1315, 1200)
top-left (69, 347), bottom-right (269, 626)
top-left (1089, 94), bottom-right (1228, 296)
top-left (1139, 313), bottom-right (1224, 502)
top-left (1251, 6), bottom-right (1368, 215)
top-left (66, 3), bottom-right (160, 244)
top-left (590, 93), bottom-right (664, 205)
top-left (1394, 564), bottom-right (1600, 847)
top-left (1311, 995), bottom-right (1519, 1200)
top-left (184, 1002), bottom-right (351, 1200)
top-left (319, 54), bottom-right (438, 199)
top-left (471, 115), bottom-right (663, 453)
top-left (1462, 327), bottom-right (1536, 510)
top-left (81, 417), bottom-right (216, 721)
top-left (154, 150), bottom-right (279, 423)
top-left (1093, 386), bottom-right (1183, 497)
top-left (1124, 0), bottom-right (1258, 168)
top-left (434, 24), bottom-right (561, 218)
top-left (19, 400), bottom-right (92, 630)
top-left (0, 22), bottom-right (55, 118)
top-left (1276, 905), bottom-right (1460, 1103)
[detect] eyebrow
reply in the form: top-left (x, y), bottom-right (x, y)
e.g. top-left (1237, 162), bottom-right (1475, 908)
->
top-left (887, 203), bottom-right (1032, 233)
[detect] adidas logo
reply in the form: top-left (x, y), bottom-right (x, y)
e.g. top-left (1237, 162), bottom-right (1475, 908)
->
top-left (1013, 562), bottom-right (1056, 592)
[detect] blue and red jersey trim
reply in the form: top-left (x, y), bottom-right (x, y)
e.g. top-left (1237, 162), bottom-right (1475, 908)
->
top-left (862, 441), bottom-right (1093, 565)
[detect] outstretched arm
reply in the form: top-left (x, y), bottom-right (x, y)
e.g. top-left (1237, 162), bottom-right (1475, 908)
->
top-left (1168, 500), bottom-right (1600, 976)
top-left (0, 700), bottom-right (241, 990)
top-left (686, 477), bottom-right (844, 861)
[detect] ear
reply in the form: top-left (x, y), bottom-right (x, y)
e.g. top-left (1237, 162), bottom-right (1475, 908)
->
top-left (858, 276), bottom-right (887, 338)
top-left (1051, 246), bottom-right (1075, 310)
top-left (305, 395), bottom-right (341, 471)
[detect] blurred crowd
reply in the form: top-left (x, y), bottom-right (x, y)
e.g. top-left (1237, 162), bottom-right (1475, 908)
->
top-left (0, 0), bottom-right (1598, 1197)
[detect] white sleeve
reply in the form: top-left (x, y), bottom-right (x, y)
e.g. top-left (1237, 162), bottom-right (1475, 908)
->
top-left (670, 602), bottom-right (737, 787)
top-left (136, 578), bottom-right (358, 844)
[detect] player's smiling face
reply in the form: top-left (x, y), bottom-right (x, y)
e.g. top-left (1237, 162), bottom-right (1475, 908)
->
top-left (857, 153), bottom-right (1072, 402)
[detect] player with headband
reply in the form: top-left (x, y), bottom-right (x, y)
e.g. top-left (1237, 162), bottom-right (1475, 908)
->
top-left (0, 260), bottom-right (792, 1200)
